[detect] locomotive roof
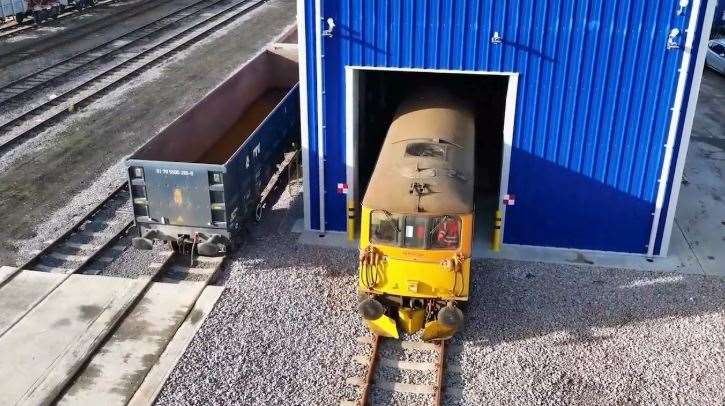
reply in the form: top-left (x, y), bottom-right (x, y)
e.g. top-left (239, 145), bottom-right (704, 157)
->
top-left (362, 90), bottom-right (476, 214)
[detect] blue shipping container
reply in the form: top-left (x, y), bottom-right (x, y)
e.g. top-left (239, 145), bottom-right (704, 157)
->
top-left (299, 0), bottom-right (717, 256)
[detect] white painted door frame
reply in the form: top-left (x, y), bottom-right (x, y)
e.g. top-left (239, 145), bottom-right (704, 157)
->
top-left (344, 66), bottom-right (519, 244)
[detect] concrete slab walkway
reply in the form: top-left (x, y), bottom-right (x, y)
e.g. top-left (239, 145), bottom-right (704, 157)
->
top-left (0, 274), bottom-right (147, 405)
top-left (668, 69), bottom-right (725, 278)
top-left (0, 269), bottom-right (65, 336)
top-left (129, 285), bottom-right (224, 406)
top-left (57, 281), bottom-right (204, 405)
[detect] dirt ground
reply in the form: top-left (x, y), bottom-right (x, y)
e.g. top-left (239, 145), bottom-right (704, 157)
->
top-left (0, 0), bottom-right (296, 265)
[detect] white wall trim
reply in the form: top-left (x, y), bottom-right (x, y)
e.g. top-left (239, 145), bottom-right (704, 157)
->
top-left (345, 68), bottom-right (359, 222)
top-left (647, 0), bottom-right (704, 258)
top-left (497, 74), bottom-right (519, 244)
top-left (344, 66), bottom-right (518, 241)
top-left (659, 0), bottom-right (718, 257)
top-left (297, 0), bottom-right (312, 231)
top-left (314, 0), bottom-right (326, 233)
top-left (347, 65), bottom-right (517, 76)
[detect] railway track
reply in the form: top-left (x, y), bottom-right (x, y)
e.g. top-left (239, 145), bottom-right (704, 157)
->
top-left (19, 183), bottom-right (134, 275)
top-left (0, 182), bottom-right (133, 336)
top-left (0, 0), bottom-right (174, 59)
top-left (344, 335), bottom-right (448, 406)
top-left (0, 0), bottom-right (235, 104)
top-left (0, 244), bottom-right (226, 404)
top-left (0, 0), bottom-right (267, 155)
top-left (0, 175), bottom-right (228, 403)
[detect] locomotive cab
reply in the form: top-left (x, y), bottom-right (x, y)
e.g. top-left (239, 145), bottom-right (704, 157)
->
top-left (357, 90), bottom-right (475, 341)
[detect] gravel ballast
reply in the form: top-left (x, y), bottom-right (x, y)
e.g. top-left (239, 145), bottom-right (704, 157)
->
top-left (447, 261), bottom-right (724, 405)
top-left (156, 189), bottom-right (366, 405)
top-left (156, 186), bottom-right (725, 405)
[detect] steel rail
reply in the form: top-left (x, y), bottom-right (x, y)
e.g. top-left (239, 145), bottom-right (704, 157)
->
top-left (433, 339), bottom-right (446, 406)
top-left (0, 0), bottom-right (266, 156)
top-left (358, 334), bottom-right (381, 406)
top-left (0, 0), bottom-right (233, 104)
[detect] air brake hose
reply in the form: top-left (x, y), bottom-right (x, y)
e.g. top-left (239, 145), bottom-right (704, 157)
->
top-left (443, 253), bottom-right (466, 297)
top-left (359, 246), bottom-right (382, 289)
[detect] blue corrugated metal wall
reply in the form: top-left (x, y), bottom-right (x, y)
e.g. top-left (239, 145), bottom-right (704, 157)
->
top-left (303, 0), bottom-right (705, 254)
top-left (303, 2), bottom-right (320, 230)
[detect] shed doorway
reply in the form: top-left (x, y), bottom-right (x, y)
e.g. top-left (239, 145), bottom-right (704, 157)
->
top-left (344, 67), bottom-right (518, 253)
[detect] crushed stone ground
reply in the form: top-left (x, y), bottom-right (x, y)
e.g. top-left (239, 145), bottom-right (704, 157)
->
top-left (156, 187), bottom-right (725, 405)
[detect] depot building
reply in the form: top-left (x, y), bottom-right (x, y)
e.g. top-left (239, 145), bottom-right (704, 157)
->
top-left (297, 0), bottom-right (718, 258)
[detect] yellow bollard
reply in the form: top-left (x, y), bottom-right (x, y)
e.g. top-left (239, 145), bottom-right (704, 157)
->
top-left (347, 199), bottom-right (355, 241)
top-left (492, 209), bottom-right (502, 252)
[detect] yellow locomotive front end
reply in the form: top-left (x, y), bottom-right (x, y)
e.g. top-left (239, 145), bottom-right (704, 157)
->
top-left (358, 208), bottom-right (472, 340)
top-left (356, 89), bottom-right (475, 341)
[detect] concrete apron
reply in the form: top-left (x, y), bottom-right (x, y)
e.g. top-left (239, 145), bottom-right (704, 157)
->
top-left (128, 285), bottom-right (224, 406)
top-left (294, 220), bottom-right (712, 276)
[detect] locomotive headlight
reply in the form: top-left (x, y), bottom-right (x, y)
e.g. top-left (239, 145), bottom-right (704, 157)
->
top-left (131, 167), bottom-right (144, 179)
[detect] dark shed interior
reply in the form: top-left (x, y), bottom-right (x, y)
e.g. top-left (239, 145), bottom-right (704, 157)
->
top-left (355, 70), bottom-right (509, 243)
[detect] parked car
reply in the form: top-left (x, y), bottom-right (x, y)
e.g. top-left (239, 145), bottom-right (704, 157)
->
top-left (706, 39), bottom-right (725, 74)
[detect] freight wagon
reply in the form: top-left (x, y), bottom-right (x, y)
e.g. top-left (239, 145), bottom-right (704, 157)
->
top-left (1, 0), bottom-right (97, 24)
top-left (127, 35), bottom-right (299, 256)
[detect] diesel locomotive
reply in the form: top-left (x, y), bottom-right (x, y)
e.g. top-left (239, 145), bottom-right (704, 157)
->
top-left (357, 89), bottom-right (475, 342)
